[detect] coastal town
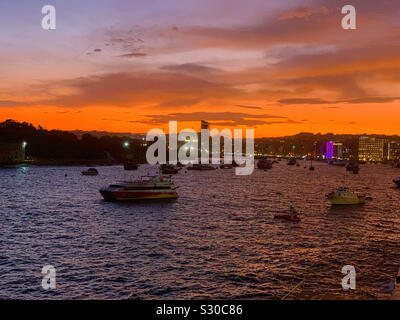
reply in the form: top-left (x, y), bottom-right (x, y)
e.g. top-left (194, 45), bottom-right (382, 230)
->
top-left (1, 119), bottom-right (400, 167)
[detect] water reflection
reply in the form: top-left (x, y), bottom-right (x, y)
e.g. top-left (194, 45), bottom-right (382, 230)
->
top-left (0, 162), bottom-right (399, 299)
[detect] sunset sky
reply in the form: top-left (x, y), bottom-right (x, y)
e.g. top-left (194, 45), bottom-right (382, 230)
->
top-left (1, 0), bottom-right (400, 137)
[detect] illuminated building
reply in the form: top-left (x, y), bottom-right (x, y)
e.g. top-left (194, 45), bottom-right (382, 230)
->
top-left (333, 142), bottom-right (343, 159)
top-left (325, 141), bottom-right (334, 159)
top-left (358, 136), bottom-right (384, 161)
top-left (201, 120), bottom-right (210, 131)
top-left (388, 141), bottom-right (400, 160)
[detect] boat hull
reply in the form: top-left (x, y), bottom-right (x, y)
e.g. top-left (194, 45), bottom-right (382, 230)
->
top-left (100, 188), bottom-right (178, 201)
top-left (274, 214), bottom-right (300, 222)
top-left (328, 197), bottom-right (365, 205)
top-left (82, 172), bottom-right (98, 176)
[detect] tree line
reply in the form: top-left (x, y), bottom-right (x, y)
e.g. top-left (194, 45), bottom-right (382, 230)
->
top-left (0, 120), bottom-right (147, 163)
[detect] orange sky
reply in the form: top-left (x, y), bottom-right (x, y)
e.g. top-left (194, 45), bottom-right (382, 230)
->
top-left (1, 0), bottom-right (400, 137)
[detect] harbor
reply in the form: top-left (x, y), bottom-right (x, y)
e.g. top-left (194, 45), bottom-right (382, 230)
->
top-left (1, 161), bottom-right (399, 299)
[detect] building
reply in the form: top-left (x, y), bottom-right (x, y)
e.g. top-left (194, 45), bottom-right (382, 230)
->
top-left (201, 120), bottom-right (210, 131)
top-left (358, 136), bottom-right (385, 161)
top-left (388, 141), bottom-right (400, 160)
top-left (0, 141), bottom-right (25, 165)
top-left (321, 141), bottom-right (344, 159)
top-left (333, 142), bottom-right (343, 159)
top-left (325, 141), bottom-right (334, 159)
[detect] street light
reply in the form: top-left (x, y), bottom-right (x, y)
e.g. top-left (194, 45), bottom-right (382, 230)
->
top-left (22, 141), bottom-right (27, 148)
top-left (123, 141), bottom-right (129, 148)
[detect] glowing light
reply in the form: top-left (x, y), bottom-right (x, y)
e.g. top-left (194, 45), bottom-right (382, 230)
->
top-left (123, 141), bottom-right (130, 148)
top-left (22, 141), bottom-right (27, 148)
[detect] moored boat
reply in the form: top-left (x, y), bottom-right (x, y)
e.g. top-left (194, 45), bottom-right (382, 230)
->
top-left (287, 157), bottom-right (297, 165)
top-left (82, 168), bottom-right (98, 176)
top-left (274, 206), bottom-right (301, 222)
top-left (123, 161), bottom-right (139, 170)
top-left (257, 158), bottom-right (273, 169)
top-left (161, 164), bottom-right (180, 174)
top-left (187, 164), bottom-right (216, 170)
top-left (326, 187), bottom-right (366, 205)
top-left (220, 163), bottom-right (233, 169)
top-left (393, 178), bottom-right (400, 188)
top-left (346, 161), bottom-right (360, 173)
top-left (274, 214), bottom-right (301, 222)
top-left (329, 159), bottom-right (347, 166)
top-left (100, 171), bottom-right (178, 201)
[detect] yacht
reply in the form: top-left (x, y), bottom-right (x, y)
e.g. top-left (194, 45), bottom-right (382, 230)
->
top-left (100, 171), bottom-right (178, 201)
top-left (326, 187), bottom-right (366, 205)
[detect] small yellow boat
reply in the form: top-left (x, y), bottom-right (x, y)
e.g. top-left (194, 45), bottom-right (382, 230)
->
top-left (326, 187), bottom-right (366, 205)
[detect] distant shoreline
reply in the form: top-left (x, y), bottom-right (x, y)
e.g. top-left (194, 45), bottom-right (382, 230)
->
top-left (0, 159), bottom-right (132, 167)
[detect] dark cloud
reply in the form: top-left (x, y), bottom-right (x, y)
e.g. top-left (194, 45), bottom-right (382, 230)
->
top-left (235, 105), bottom-right (263, 110)
top-left (278, 98), bottom-right (332, 105)
top-left (160, 63), bottom-right (219, 74)
top-left (284, 74), bottom-right (367, 98)
top-left (36, 72), bottom-right (244, 109)
top-left (279, 6), bottom-right (329, 20)
top-left (344, 97), bottom-right (400, 104)
top-left (278, 96), bottom-right (400, 105)
top-left (0, 100), bottom-right (32, 107)
top-left (134, 111), bottom-right (293, 127)
top-left (158, 97), bottom-right (202, 108)
top-left (117, 52), bottom-right (147, 58)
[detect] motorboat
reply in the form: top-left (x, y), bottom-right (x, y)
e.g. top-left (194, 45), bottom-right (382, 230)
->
top-left (329, 159), bottom-right (347, 166)
top-left (287, 158), bottom-right (296, 165)
top-left (232, 160), bottom-right (240, 167)
top-left (257, 158), bottom-right (273, 169)
top-left (220, 163), bottom-right (233, 169)
top-left (326, 187), bottom-right (366, 205)
top-left (161, 164), bottom-right (180, 174)
top-left (352, 166), bottom-right (360, 174)
top-left (100, 170), bottom-right (178, 201)
top-left (346, 162), bottom-right (360, 173)
top-left (123, 161), bottom-right (139, 171)
top-left (274, 214), bottom-right (301, 222)
top-left (274, 206), bottom-right (301, 222)
top-left (82, 168), bottom-right (98, 176)
top-left (187, 164), bottom-right (216, 170)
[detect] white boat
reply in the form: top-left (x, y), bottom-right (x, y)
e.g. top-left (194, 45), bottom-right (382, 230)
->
top-left (99, 170), bottom-right (178, 201)
top-left (326, 187), bottom-right (366, 205)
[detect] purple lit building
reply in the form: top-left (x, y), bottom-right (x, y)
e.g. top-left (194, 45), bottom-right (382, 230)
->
top-left (325, 141), bottom-right (334, 159)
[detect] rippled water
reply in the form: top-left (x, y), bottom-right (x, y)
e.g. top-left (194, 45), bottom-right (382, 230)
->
top-left (0, 161), bottom-right (399, 299)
